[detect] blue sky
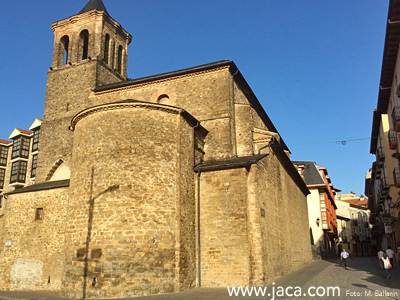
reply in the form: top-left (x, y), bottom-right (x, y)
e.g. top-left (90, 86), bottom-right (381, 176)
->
top-left (0, 0), bottom-right (389, 196)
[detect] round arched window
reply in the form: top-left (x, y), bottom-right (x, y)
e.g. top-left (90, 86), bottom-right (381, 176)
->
top-left (157, 94), bottom-right (170, 105)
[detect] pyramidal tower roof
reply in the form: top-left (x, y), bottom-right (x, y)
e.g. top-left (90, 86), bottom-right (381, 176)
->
top-left (79, 0), bottom-right (109, 15)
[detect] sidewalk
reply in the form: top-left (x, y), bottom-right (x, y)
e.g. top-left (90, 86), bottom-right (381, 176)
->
top-left (0, 257), bottom-right (398, 300)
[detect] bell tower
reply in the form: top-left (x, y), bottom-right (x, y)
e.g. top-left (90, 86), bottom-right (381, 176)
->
top-left (35, 0), bottom-right (132, 182)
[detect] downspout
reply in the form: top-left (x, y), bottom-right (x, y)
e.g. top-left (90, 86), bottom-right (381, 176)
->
top-left (197, 171), bottom-right (201, 286)
top-left (232, 69), bottom-right (239, 157)
top-left (193, 120), bottom-right (201, 286)
top-left (258, 136), bottom-right (275, 155)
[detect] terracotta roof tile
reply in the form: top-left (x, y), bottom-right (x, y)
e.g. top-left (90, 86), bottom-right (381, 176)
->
top-left (16, 128), bottom-right (33, 135)
top-left (0, 139), bottom-right (12, 145)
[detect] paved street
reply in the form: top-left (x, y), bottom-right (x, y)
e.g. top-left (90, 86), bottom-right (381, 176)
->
top-left (0, 257), bottom-right (398, 300)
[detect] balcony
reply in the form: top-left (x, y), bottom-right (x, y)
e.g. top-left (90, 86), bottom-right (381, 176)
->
top-left (380, 174), bottom-right (390, 194)
top-left (392, 106), bottom-right (400, 132)
top-left (389, 130), bottom-right (398, 150)
top-left (394, 167), bottom-right (400, 188)
top-left (377, 146), bottom-right (385, 162)
top-left (375, 166), bottom-right (381, 179)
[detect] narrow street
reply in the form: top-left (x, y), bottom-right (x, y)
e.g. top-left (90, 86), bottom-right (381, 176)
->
top-left (0, 257), bottom-right (398, 300)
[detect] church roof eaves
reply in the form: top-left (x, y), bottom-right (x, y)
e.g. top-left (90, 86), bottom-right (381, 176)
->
top-left (196, 150), bottom-right (310, 196)
top-left (194, 154), bottom-right (269, 172)
top-left (69, 99), bottom-right (208, 138)
top-left (5, 180), bottom-right (70, 195)
top-left (94, 60), bottom-right (234, 93)
top-left (94, 59), bottom-right (290, 153)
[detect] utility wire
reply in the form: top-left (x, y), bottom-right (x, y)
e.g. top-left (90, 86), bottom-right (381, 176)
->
top-left (287, 137), bottom-right (375, 147)
top-left (335, 137), bottom-right (371, 145)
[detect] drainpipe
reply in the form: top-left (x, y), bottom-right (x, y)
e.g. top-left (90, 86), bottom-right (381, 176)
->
top-left (232, 69), bottom-right (239, 157)
top-left (191, 118), bottom-right (201, 285)
top-left (258, 136), bottom-right (275, 155)
top-left (197, 171), bottom-right (201, 286)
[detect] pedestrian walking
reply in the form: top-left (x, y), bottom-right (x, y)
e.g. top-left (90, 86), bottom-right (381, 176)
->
top-left (386, 247), bottom-right (394, 267)
top-left (377, 249), bottom-right (384, 269)
top-left (340, 249), bottom-right (350, 269)
top-left (382, 253), bottom-right (391, 279)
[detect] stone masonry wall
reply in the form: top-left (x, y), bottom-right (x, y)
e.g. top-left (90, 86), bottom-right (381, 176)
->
top-left (249, 155), bottom-right (312, 284)
top-left (92, 67), bottom-right (234, 161)
top-left (198, 154), bottom-right (311, 287)
top-left (177, 116), bottom-right (197, 290)
top-left (0, 187), bottom-right (68, 291)
top-left (37, 58), bottom-right (124, 183)
top-left (37, 10), bottom-right (129, 183)
top-left (37, 62), bottom-right (96, 183)
top-left (199, 168), bottom-right (250, 287)
top-left (62, 103), bottom-right (196, 298)
top-left (233, 79), bottom-right (274, 158)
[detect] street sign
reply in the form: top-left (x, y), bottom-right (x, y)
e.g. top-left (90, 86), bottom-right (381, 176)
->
top-left (385, 225), bottom-right (393, 234)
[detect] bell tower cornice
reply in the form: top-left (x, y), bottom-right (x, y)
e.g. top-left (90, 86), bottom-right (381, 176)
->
top-left (49, 4), bottom-right (131, 79)
top-left (51, 10), bottom-right (131, 44)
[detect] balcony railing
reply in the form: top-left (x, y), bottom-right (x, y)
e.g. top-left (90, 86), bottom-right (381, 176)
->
top-left (389, 130), bottom-right (398, 150)
top-left (392, 106), bottom-right (400, 132)
top-left (394, 167), bottom-right (400, 188)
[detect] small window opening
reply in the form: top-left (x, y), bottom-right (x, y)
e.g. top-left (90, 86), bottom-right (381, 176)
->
top-left (92, 277), bottom-right (96, 287)
top-left (66, 103), bottom-right (69, 112)
top-left (157, 94), bottom-right (170, 105)
top-left (104, 34), bottom-right (110, 64)
top-left (117, 45), bottom-right (123, 74)
top-left (80, 30), bottom-right (89, 60)
top-left (60, 35), bottom-right (69, 65)
top-left (35, 208), bottom-right (43, 220)
top-left (48, 276), bottom-right (51, 283)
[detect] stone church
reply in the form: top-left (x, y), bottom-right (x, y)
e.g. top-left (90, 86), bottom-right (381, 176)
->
top-left (0, 0), bottom-right (312, 298)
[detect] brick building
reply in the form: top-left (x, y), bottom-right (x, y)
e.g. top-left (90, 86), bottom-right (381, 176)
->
top-left (0, 0), bottom-right (312, 298)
